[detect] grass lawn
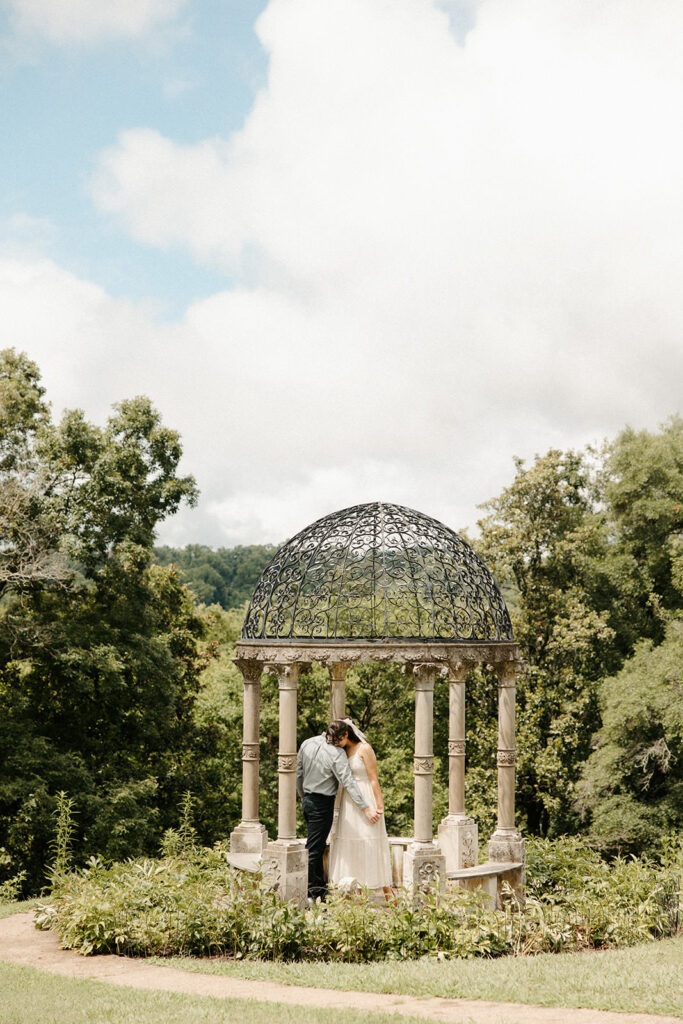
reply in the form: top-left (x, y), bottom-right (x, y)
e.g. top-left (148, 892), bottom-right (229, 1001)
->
top-left (0, 961), bottom-right (430, 1024)
top-left (150, 935), bottom-right (683, 1018)
top-left (1, 902), bottom-right (681, 1019)
top-left (0, 899), bottom-right (39, 920)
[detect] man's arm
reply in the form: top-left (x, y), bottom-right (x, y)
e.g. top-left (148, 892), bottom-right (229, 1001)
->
top-left (328, 747), bottom-right (368, 809)
top-left (296, 745), bottom-right (305, 800)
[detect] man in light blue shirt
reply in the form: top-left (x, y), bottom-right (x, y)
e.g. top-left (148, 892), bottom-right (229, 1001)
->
top-left (297, 721), bottom-right (381, 900)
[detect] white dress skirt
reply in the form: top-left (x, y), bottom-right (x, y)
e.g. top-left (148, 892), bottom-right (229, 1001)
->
top-left (328, 754), bottom-right (392, 889)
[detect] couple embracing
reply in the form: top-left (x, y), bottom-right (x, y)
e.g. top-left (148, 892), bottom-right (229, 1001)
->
top-left (296, 718), bottom-right (392, 901)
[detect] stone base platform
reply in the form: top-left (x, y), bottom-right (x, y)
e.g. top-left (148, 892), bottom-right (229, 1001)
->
top-left (224, 851), bottom-right (261, 873)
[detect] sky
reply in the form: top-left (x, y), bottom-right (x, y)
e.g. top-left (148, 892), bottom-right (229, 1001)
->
top-left (2, 0), bottom-right (682, 549)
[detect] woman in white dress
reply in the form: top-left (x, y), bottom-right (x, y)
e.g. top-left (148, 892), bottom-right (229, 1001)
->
top-left (328, 718), bottom-right (393, 897)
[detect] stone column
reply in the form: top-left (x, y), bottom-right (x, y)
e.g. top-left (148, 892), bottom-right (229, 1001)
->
top-left (276, 663), bottom-right (300, 841)
top-left (329, 663), bottom-right (347, 721)
top-left (403, 664), bottom-right (445, 890)
top-left (327, 662), bottom-right (348, 846)
top-left (488, 662), bottom-right (525, 896)
top-left (437, 663), bottom-right (477, 870)
top-left (230, 660), bottom-right (268, 855)
top-left (263, 663), bottom-right (307, 906)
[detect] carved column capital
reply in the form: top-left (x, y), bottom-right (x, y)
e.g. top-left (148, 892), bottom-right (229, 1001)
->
top-left (449, 739), bottom-right (466, 756)
top-left (328, 662), bottom-right (349, 684)
top-left (234, 659), bottom-right (264, 685)
top-left (447, 661), bottom-right (468, 683)
top-left (411, 663), bottom-right (438, 691)
top-left (273, 663), bottom-right (301, 690)
top-left (242, 742), bottom-right (259, 761)
top-left (495, 661), bottom-right (524, 687)
top-left (497, 748), bottom-right (517, 766)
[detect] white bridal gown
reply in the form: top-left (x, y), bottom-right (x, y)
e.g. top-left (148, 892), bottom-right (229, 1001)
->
top-left (328, 754), bottom-right (392, 889)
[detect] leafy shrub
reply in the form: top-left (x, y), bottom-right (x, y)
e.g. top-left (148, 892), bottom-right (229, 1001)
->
top-left (526, 835), bottom-right (680, 946)
top-left (35, 836), bottom-right (680, 961)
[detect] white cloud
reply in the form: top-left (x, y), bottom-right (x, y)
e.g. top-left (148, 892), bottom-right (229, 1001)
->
top-left (1, 214), bottom-right (57, 256)
top-left (1, 0), bottom-right (187, 44)
top-left (6, 0), bottom-right (683, 546)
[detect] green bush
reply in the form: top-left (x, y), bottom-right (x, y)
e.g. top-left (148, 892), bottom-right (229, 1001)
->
top-left (36, 836), bottom-right (680, 961)
top-left (526, 836), bottom-right (680, 947)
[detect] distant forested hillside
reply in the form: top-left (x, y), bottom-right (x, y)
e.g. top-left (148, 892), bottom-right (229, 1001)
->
top-left (153, 544), bottom-right (278, 609)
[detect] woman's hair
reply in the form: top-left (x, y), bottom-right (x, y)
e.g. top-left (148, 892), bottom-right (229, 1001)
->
top-left (325, 718), bottom-right (362, 745)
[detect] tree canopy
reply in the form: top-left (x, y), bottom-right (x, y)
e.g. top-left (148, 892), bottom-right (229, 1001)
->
top-left (0, 348), bottom-right (205, 890)
top-left (1, 346), bottom-right (680, 893)
top-left (153, 543), bottom-right (277, 611)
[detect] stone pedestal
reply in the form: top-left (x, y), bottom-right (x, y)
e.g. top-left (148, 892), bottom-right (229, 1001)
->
top-left (438, 814), bottom-right (478, 870)
top-left (488, 830), bottom-right (526, 901)
top-left (263, 839), bottom-right (308, 907)
top-left (403, 842), bottom-right (446, 891)
top-left (230, 820), bottom-right (268, 855)
top-left (488, 829), bottom-right (525, 865)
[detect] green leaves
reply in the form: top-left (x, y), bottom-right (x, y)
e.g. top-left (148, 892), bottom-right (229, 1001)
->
top-left (576, 619), bottom-right (683, 853)
top-left (0, 350), bottom-right (205, 893)
top-left (0, 348), bottom-right (49, 473)
top-left (37, 836), bottom-right (680, 960)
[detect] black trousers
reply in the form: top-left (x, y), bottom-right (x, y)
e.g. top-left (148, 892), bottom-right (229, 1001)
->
top-left (301, 791), bottom-right (335, 900)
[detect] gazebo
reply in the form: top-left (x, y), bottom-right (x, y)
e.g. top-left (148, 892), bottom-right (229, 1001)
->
top-left (230, 501), bottom-right (525, 905)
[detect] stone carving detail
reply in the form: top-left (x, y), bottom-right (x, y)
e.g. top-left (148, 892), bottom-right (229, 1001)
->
top-left (329, 663), bottom-right (349, 683)
top-left (462, 829), bottom-right (477, 868)
top-left (235, 659), bottom-right (263, 685)
top-left (235, 642), bottom-right (520, 670)
top-left (496, 663), bottom-right (521, 687)
top-left (448, 740), bottom-right (466, 755)
top-left (413, 756), bottom-right (434, 774)
top-left (278, 754), bottom-right (297, 772)
top-left (412, 664), bottom-right (437, 690)
top-left (497, 749), bottom-right (517, 766)
top-left (275, 666), bottom-right (300, 690)
top-left (261, 857), bottom-right (281, 891)
top-left (242, 743), bottom-right (259, 761)
top-left (417, 859), bottom-right (440, 886)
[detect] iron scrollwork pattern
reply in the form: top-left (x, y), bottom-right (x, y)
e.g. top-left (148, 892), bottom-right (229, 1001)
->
top-left (242, 502), bottom-right (514, 642)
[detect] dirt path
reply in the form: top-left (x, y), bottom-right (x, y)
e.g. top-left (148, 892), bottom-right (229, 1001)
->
top-left (0, 913), bottom-right (678, 1024)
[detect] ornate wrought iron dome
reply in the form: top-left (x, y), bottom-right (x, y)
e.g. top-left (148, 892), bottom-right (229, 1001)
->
top-left (242, 502), bottom-right (513, 643)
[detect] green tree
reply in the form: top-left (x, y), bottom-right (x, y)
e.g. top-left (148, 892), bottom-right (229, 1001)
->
top-left (154, 544), bottom-right (278, 610)
top-left (475, 419), bottom-right (682, 845)
top-left (477, 449), bottom-right (614, 836)
top-left (575, 618), bottom-right (683, 852)
top-left (601, 416), bottom-right (683, 649)
top-left (0, 349), bottom-right (206, 892)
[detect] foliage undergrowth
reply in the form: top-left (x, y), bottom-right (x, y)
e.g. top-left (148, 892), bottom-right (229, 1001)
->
top-left (35, 834), bottom-right (680, 961)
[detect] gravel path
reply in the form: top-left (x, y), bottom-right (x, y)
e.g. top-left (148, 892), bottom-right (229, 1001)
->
top-left (0, 913), bottom-right (678, 1024)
